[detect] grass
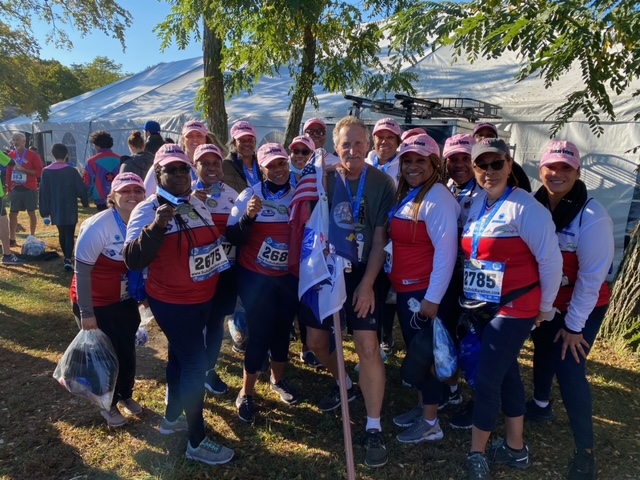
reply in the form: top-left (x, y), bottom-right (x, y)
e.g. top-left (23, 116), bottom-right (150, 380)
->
top-left (1, 206), bottom-right (640, 479)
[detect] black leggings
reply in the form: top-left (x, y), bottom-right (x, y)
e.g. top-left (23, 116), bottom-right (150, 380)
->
top-left (56, 224), bottom-right (76, 259)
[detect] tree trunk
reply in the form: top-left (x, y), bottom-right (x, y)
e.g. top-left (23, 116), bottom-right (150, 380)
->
top-left (601, 221), bottom-right (640, 350)
top-left (202, 22), bottom-right (228, 145)
top-left (284, 25), bottom-right (316, 147)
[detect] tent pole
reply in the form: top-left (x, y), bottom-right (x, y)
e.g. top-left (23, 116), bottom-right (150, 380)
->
top-left (332, 311), bottom-right (356, 480)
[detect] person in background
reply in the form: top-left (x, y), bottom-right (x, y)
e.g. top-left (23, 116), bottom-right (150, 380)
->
top-left (528, 141), bottom-right (614, 480)
top-left (143, 120), bottom-right (165, 155)
top-left (192, 143), bottom-right (241, 396)
top-left (39, 143), bottom-right (89, 271)
top-left (124, 144), bottom-right (234, 466)
top-left (303, 117), bottom-right (341, 167)
top-left (71, 172), bottom-right (146, 427)
top-left (7, 132), bottom-right (44, 244)
top-left (387, 133), bottom-right (460, 444)
top-left (120, 131), bottom-right (154, 180)
top-left (0, 149), bottom-right (22, 265)
top-left (461, 138), bottom-right (562, 480)
top-left (472, 123), bottom-right (531, 192)
top-left (222, 120), bottom-right (262, 194)
top-left (84, 130), bottom-right (121, 212)
top-left (226, 143), bottom-right (301, 423)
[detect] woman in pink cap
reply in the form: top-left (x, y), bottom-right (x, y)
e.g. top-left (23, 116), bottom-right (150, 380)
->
top-left (226, 143), bottom-right (300, 423)
top-left (386, 134), bottom-right (460, 445)
top-left (528, 140), bottom-right (613, 480)
top-left (124, 144), bottom-right (234, 466)
top-left (70, 172), bottom-right (146, 427)
top-left (222, 120), bottom-right (263, 194)
top-left (366, 117), bottom-right (403, 186)
top-left (288, 135), bottom-right (315, 187)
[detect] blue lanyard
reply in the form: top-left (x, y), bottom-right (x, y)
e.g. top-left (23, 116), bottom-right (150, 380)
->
top-left (372, 154), bottom-right (393, 173)
top-left (290, 172), bottom-right (298, 188)
top-left (265, 184), bottom-right (290, 201)
top-left (345, 166), bottom-right (368, 215)
top-left (157, 187), bottom-right (190, 205)
top-left (388, 187), bottom-right (421, 222)
top-left (243, 163), bottom-right (260, 186)
top-left (451, 179), bottom-right (476, 204)
top-left (14, 149), bottom-right (27, 166)
top-left (471, 186), bottom-right (514, 259)
top-left (113, 208), bottom-right (127, 238)
top-left (195, 180), bottom-right (223, 197)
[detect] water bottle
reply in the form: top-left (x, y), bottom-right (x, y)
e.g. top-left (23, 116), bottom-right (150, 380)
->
top-left (43, 217), bottom-right (51, 225)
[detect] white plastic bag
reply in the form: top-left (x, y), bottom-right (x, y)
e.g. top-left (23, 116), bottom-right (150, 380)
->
top-left (433, 317), bottom-right (458, 381)
top-left (21, 235), bottom-right (45, 256)
top-left (53, 329), bottom-right (119, 410)
top-left (138, 304), bottom-right (154, 326)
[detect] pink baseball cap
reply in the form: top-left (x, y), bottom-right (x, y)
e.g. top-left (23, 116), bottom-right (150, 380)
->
top-left (111, 172), bottom-right (145, 192)
top-left (257, 143), bottom-right (288, 167)
top-left (154, 143), bottom-right (192, 167)
top-left (288, 135), bottom-right (315, 152)
top-left (401, 127), bottom-right (427, 141)
top-left (400, 133), bottom-right (440, 159)
top-left (473, 122), bottom-right (498, 137)
top-left (540, 140), bottom-right (581, 170)
top-left (182, 120), bottom-right (208, 137)
top-left (194, 144), bottom-right (223, 163)
top-left (230, 121), bottom-right (257, 140)
top-left (443, 134), bottom-right (476, 159)
top-left (372, 117), bottom-right (402, 137)
top-left (303, 117), bottom-right (327, 132)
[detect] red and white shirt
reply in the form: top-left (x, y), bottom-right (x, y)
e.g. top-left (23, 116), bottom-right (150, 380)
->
top-left (228, 185), bottom-right (294, 276)
top-left (461, 188), bottom-right (563, 318)
top-left (388, 183), bottom-right (460, 301)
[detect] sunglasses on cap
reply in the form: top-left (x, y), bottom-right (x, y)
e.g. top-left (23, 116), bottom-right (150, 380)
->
top-left (305, 129), bottom-right (325, 136)
top-left (292, 148), bottom-right (311, 156)
top-left (473, 160), bottom-right (506, 171)
top-left (162, 164), bottom-right (191, 175)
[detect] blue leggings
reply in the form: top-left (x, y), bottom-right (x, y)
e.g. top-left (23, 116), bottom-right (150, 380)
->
top-left (473, 315), bottom-right (535, 431)
top-left (237, 266), bottom-right (299, 374)
top-left (147, 295), bottom-right (211, 447)
top-left (531, 305), bottom-right (607, 450)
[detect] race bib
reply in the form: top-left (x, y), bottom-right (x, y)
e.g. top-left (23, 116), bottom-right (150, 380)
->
top-left (383, 241), bottom-right (393, 274)
top-left (189, 240), bottom-right (230, 282)
top-left (120, 274), bottom-right (130, 301)
top-left (463, 259), bottom-right (505, 303)
top-left (221, 238), bottom-right (236, 264)
top-left (257, 237), bottom-right (289, 271)
top-left (11, 170), bottom-right (27, 185)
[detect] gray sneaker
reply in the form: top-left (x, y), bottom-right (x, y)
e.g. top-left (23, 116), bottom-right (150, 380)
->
top-left (186, 437), bottom-right (234, 465)
top-left (364, 429), bottom-right (388, 468)
top-left (100, 406), bottom-right (127, 427)
top-left (486, 438), bottom-right (531, 470)
top-left (467, 452), bottom-right (491, 480)
top-left (159, 414), bottom-right (188, 434)
top-left (2, 254), bottom-right (24, 266)
top-left (392, 405), bottom-right (423, 427)
top-left (396, 417), bottom-right (444, 444)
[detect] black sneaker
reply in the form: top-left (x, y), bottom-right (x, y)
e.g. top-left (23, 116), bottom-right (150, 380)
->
top-left (467, 452), bottom-right (491, 480)
top-left (270, 378), bottom-right (300, 405)
top-left (300, 350), bottom-right (324, 369)
top-left (486, 438), bottom-right (531, 470)
top-left (450, 401), bottom-right (474, 429)
top-left (439, 385), bottom-right (463, 410)
top-left (525, 399), bottom-right (554, 423)
top-left (380, 333), bottom-right (394, 354)
top-left (364, 429), bottom-right (388, 468)
top-left (235, 393), bottom-right (255, 423)
top-left (568, 449), bottom-right (596, 480)
top-left (204, 370), bottom-right (228, 395)
top-left (63, 258), bottom-right (73, 272)
top-left (2, 254), bottom-right (24, 266)
top-left (318, 384), bottom-right (357, 412)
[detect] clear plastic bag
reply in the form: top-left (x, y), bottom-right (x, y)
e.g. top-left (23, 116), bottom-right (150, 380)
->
top-left (135, 325), bottom-right (149, 347)
top-left (53, 329), bottom-right (119, 410)
top-left (433, 317), bottom-right (458, 382)
top-left (138, 304), bottom-right (154, 326)
top-left (21, 235), bottom-right (46, 256)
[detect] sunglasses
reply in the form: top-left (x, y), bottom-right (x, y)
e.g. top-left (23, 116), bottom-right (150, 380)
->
top-left (305, 129), bottom-right (325, 136)
top-left (292, 149), bottom-right (311, 156)
top-left (473, 160), bottom-right (506, 171)
top-left (162, 164), bottom-right (191, 175)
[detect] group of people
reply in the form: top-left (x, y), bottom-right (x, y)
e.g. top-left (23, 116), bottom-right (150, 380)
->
top-left (51, 113), bottom-right (610, 480)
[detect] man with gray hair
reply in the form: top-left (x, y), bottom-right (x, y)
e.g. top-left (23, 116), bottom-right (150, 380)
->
top-left (7, 132), bottom-right (43, 246)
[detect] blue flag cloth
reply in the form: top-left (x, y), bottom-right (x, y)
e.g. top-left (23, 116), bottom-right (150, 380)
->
top-left (328, 172), bottom-right (359, 266)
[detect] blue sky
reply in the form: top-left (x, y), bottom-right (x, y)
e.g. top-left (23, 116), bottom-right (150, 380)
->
top-left (35, 1), bottom-right (202, 74)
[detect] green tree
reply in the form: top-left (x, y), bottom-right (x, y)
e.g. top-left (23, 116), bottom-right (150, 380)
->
top-left (35, 61), bottom-right (84, 105)
top-left (386, 0), bottom-right (640, 349)
top-left (156, 0), bottom-right (418, 146)
top-left (71, 56), bottom-right (131, 92)
top-left (0, 0), bottom-right (131, 119)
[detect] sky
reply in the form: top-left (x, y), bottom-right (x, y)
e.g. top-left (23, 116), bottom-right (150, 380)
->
top-left (35, 1), bottom-right (202, 74)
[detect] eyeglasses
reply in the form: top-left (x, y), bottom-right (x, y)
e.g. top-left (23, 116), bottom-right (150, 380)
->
top-left (162, 164), bottom-right (191, 175)
top-left (305, 129), bottom-right (325, 136)
top-left (292, 149), bottom-right (311, 156)
top-left (473, 160), bottom-right (506, 171)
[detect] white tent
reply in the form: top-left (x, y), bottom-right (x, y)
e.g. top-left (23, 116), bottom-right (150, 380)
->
top-left (1, 46), bottom-right (638, 270)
